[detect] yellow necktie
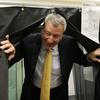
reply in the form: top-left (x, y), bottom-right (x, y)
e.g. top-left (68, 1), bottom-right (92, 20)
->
top-left (40, 50), bottom-right (52, 100)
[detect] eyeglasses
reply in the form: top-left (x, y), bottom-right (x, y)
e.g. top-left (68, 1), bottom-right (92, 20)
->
top-left (42, 29), bottom-right (52, 36)
top-left (42, 29), bottom-right (63, 40)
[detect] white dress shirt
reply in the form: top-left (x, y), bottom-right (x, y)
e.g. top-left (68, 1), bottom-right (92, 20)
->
top-left (33, 45), bottom-right (62, 88)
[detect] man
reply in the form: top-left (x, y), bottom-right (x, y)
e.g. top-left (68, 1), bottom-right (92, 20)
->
top-left (0, 13), bottom-right (100, 100)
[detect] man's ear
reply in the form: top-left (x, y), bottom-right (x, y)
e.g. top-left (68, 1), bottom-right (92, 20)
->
top-left (42, 22), bottom-right (45, 28)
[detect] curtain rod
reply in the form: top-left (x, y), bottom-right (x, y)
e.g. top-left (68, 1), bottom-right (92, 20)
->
top-left (0, 2), bottom-right (82, 8)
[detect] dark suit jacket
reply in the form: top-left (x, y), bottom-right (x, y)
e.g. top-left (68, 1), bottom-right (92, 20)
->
top-left (9, 33), bottom-right (90, 100)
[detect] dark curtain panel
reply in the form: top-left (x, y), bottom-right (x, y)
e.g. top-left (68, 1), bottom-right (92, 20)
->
top-left (0, 50), bottom-right (8, 100)
top-left (0, 7), bottom-right (49, 100)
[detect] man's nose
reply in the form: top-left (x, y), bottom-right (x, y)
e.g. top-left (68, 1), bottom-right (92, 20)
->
top-left (47, 36), bottom-right (54, 43)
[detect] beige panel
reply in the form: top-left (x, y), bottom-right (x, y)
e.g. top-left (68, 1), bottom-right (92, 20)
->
top-left (0, 0), bottom-right (82, 7)
top-left (26, 0), bottom-right (82, 4)
top-left (32, 0), bottom-right (80, 1)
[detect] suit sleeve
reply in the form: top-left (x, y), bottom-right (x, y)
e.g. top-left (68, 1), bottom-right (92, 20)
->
top-left (9, 41), bottom-right (24, 67)
top-left (72, 40), bottom-right (91, 66)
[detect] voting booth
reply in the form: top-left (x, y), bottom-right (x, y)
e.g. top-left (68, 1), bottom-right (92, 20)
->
top-left (0, 0), bottom-right (100, 100)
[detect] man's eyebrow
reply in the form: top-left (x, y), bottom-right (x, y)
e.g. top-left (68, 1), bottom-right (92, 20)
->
top-left (43, 29), bottom-right (52, 34)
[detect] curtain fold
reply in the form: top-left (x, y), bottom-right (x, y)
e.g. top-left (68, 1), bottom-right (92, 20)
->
top-left (0, 50), bottom-right (8, 100)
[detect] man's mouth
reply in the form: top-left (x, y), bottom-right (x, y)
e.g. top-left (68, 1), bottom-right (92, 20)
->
top-left (46, 44), bottom-right (54, 49)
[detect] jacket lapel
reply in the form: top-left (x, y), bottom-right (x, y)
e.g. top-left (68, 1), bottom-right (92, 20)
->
top-left (30, 35), bottom-right (42, 75)
top-left (58, 36), bottom-right (71, 78)
top-left (58, 38), bottom-right (66, 76)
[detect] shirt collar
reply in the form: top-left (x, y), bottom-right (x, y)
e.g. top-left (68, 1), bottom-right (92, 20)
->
top-left (41, 45), bottom-right (58, 51)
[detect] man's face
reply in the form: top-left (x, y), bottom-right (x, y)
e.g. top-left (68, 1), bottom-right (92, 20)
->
top-left (42, 21), bottom-right (64, 50)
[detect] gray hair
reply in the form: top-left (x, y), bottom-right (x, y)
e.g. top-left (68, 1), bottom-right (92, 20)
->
top-left (44, 13), bottom-right (67, 31)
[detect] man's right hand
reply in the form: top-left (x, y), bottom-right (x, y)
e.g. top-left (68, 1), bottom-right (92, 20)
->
top-left (0, 35), bottom-right (16, 61)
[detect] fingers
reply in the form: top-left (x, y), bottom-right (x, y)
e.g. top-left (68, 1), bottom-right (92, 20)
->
top-left (4, 47), bottom-right (14, 54)
top-left (0, 35), bottom-right (12, 50)
top-left (8, 54), bottom-right (15, 61)
top-left (94, 48), bottom-right (100, 54)
top-left (87, 48), bottom-right (100, 63)
top-left (92, 57), bottom-right (100, 63)
top-left (0, 40), bottom-right (11, 50)
top-left (0, 35), bottom-right (16, 61)
top-left (5, 34), bottom-right (9, 40)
